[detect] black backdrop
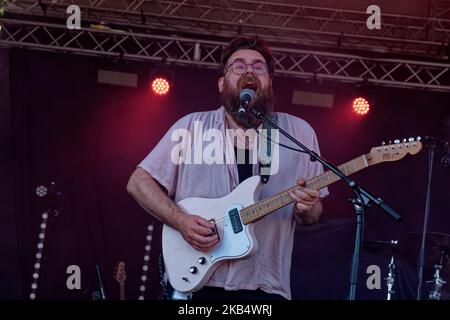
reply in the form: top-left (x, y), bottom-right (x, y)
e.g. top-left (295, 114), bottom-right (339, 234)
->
top-left (4, 48), bottom-right (450, 300)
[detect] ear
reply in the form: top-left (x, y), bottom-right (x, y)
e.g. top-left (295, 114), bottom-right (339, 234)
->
top-left (218, 77), bottom-right (224, 93)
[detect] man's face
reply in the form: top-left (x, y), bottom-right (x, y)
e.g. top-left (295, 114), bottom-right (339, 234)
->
top-left (218, 49), bottom-right (275, 127)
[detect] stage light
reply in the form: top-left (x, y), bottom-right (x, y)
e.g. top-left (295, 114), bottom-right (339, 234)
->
top-left (151, 77), bottom-right (170, 96)
top-left (36, 185), bottom-right (48, 197)
top-left (352, 97), bottom-right (370, 115)
top-left (137, 223), bottom-right (154, 301)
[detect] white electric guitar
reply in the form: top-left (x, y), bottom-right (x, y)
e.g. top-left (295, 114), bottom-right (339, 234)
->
top-left (162, 138), bottom-right (423, 295)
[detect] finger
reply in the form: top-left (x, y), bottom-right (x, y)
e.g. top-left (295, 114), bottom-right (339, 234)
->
top-left (194, 216), bottom-right (217, 230)
top-left (192, 223), bottom-right (215, 236)
top-left (295, 188), bottom-right (321, 201)
top-left (190, 232), bottom-right (219, 246)
top-left (193, 243), bottom-right (211, 252)
top-left (191, 236), bottom-right (219, 252)
top-left (289, 191), bottom-right (301, 202)
top-left (303, 189), bottom-right (320, 199)
top-left (195, 216), bottom-right (214, 228)
top-left (292, 189), bottom-right (315, 202)
top-left (296, 202), bottom-right (312, 213)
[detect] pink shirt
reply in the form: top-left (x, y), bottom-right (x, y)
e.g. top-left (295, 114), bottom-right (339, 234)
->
top-left (139, 106), bottom-right (329, 299)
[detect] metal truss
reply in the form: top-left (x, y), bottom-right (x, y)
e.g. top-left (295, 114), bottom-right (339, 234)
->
top-left (5, 0), bottom-right (450, 58)
top-left (1, 18), bottom-right (450, 91)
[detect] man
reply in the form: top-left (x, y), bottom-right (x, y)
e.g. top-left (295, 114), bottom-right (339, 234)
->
top-left (127, 36), bottom-right (329, 300)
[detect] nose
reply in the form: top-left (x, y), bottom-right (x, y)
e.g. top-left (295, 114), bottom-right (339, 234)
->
top-left (244, 65), bottom-right (256, 75)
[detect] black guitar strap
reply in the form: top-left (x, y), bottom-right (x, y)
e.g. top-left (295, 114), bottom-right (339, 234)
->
top-left (259, 113), bottom-right (277, 184)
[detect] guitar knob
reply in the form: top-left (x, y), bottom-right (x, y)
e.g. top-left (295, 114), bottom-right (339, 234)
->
top-left (189, 266), bottom-right (198, 274)
top-left (198, 257), bottom-right (206, 265)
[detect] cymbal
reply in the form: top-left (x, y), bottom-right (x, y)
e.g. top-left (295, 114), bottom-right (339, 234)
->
top-left (364, 233), bottom-right (450, 268)
top-left (398, 232), bottom-right (450, 269)
top-left (363, 240), bottom-right (400, 257)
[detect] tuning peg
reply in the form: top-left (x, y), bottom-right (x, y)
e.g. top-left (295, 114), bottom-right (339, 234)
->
top-left (408, 137), bottom-right (415, 142)
top-left (416, 136), bottom-right (422, 141)
top-left (381, 141), bottom-right (386, 146)
top-left (402, 138), bottom-right (407, 142)
top-left (388, 140), bottom-right (392, 145)
top-left (394, 139), bottom-right (400, 144)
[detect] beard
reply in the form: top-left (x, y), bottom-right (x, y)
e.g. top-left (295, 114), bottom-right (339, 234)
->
top-left (220, 75), bottom-right (275, 128)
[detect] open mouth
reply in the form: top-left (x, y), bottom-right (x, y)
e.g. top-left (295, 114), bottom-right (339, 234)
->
top-left (241, 81), bottom-right (257, 91)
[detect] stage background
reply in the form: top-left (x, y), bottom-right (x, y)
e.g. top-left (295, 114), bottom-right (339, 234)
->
top-left (1, 48), bottom-right (449, 300)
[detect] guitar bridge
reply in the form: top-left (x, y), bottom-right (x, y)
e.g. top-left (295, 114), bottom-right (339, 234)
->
top-left (208, 219), bottom-right (220, 242)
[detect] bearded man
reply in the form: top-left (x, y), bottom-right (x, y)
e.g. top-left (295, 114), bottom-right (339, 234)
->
top-left (127, 36), bottom-right (329, 300)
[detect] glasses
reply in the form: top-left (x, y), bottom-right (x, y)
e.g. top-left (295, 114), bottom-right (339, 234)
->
top-left (225, 60), bottom-right (268, 75)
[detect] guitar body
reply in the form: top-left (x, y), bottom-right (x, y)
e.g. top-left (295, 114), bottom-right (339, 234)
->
top-left (162, 176), bottom-right (262, 293)
top-left (161, 138), bottom-right (423, 295)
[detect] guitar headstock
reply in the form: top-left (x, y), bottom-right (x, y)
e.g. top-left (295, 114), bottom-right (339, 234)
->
top-left (367, 137), bottom-right (423, 166)
top-left (114, 261), bottom-right (126, 285)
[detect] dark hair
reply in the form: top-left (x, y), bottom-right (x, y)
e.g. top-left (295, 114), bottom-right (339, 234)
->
top-left (219, 36), bottom-right (275, 77)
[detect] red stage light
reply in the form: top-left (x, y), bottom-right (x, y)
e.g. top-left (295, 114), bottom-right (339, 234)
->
top-left (151, 77), bottom-right (170, 96)
top-left (352, 97), bottom-right (370, 115)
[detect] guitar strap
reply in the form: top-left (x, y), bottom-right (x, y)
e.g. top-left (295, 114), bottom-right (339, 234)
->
top-left (258, 112), bottom-right (277, 184)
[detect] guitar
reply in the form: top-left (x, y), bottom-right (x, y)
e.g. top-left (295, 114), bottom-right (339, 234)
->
top-left (162, 138), bottom-right (423, 294)
top-left (113, 261), bottom-right (127, 300)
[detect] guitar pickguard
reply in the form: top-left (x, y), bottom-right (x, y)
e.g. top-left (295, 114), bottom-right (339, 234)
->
top-left (210, 204), bottom-right (253, 263)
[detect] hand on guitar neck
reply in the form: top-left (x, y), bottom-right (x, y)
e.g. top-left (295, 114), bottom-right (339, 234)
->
top-left (114, 261), bottom-right (126, 300)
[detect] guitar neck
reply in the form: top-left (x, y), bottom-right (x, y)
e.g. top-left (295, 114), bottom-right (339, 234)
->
top-left (119, 283), bottom-right (125, 301)
top-left (240, 154), bottom-right (370, 224)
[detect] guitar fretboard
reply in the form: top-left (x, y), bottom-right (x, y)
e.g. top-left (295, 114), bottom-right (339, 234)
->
top-left (119, 283), bottom-right (125, 301)
top-left (240, 154), bottom-right (369, 224)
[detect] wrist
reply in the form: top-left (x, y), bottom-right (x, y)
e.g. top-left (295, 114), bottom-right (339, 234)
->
top-left (172, 210), bottom-right (187, 231)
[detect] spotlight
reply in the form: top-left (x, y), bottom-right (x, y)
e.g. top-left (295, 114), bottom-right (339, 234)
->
top-left (148, 67), bottom-right (175, 96)
top-left (151, 77), bottom-right (170, 96)
top-left (35, 185), bottom-right (48, 198)
top-left (352, 97), bottom-right (370, 115)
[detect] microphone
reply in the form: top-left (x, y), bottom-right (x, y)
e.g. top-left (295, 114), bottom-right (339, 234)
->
top-left (238, 88), bottom-right (256, 116)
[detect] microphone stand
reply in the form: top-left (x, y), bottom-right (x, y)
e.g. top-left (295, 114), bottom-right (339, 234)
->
top-left (95, 264), bottom-right (107, 300)
top-left (416, 141), bottom-right (435, 300)
top-left (248, 108), bottom-right (402, 300)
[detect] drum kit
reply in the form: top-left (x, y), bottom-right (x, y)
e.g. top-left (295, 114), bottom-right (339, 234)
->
top-left (364, 232), bottom-right (449, 300)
